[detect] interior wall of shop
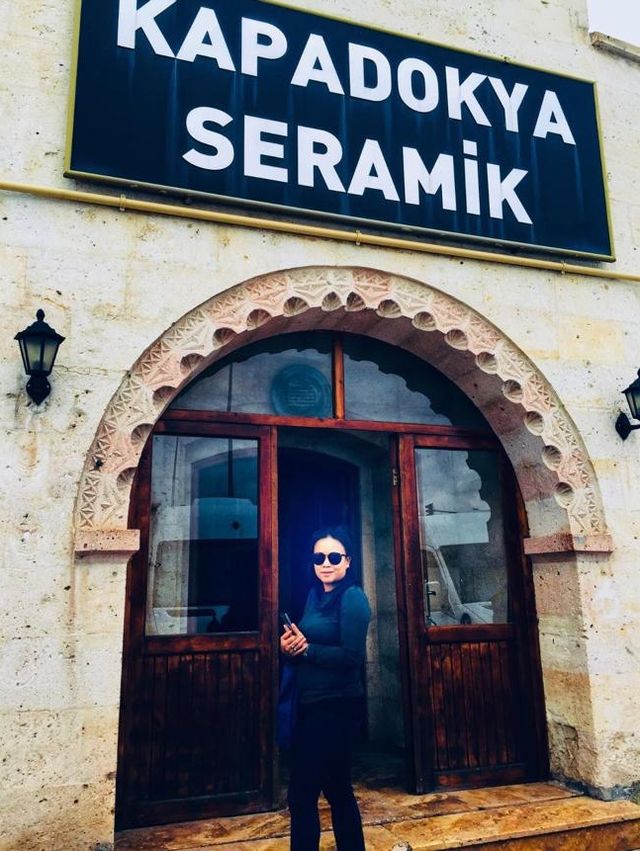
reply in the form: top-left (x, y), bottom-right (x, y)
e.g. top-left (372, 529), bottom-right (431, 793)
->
top-left (278, 428), bottom-right (404, 749)
top-left (1, 0), bottom-right (639, 849)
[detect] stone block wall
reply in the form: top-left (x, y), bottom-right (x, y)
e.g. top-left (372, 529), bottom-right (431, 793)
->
top-left (1, 0), bottom-right (639, 848)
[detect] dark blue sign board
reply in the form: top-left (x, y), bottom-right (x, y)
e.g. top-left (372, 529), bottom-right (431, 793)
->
top-left (66, 0), bottom-right (614, 259)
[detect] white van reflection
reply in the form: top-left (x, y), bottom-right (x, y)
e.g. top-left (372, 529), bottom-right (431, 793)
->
top-left (423, 545), bottom-right (494, 626)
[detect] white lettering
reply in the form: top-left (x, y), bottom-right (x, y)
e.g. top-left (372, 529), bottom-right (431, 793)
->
top-left (298, 126), bottom-right (345, 192)
top-left (291, 34), bottom-right (344, 94)
top-left (349, 43), bottom-right (392, 102)
top-left (446, 67), bottom-right (490, 126)
top-left (117, 0), bottom-right (176, 56)
top-left (402, 149), bottom-right (456, 209)
top-left (176, 8), bottom-right (235, 69)
top-left (487, 163), bottom-right (532, 223)
top-left (244, 115), bottom-right (288, 182)
top-left (488, 77), bottom-right (528, 133)
top-left (348, 139), bottom-right (399, 200)
top-left (533, 90), bottom-right (576, 145)
top-left (397, 58), bottom-right (439, 113)
top-left (464, 154), bottom-right (481, 215)
top-left (241, 18), bottom-right (287, 76)
top-left (183, 107), bottom-right (234, 170)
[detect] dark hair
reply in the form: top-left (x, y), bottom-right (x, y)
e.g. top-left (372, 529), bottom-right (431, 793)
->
top-left (310, 525), bottom-right (354, 557)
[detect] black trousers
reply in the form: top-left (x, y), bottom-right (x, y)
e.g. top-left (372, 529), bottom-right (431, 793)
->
top-left (287, 697), bottom-right (365, 851)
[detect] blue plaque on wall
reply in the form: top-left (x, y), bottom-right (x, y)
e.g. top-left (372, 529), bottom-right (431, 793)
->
top-left (271, 365), bottom-right (332, 417)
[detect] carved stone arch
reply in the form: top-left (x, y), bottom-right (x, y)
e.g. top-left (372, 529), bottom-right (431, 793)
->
top-left (74, 266), bottom-right (611, 555)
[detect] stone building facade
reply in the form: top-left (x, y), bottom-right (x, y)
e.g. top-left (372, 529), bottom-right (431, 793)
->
top-left (1, 0), bottom-right (639, 849)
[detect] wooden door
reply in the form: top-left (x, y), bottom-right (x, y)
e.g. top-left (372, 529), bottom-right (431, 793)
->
top-left (398, 434), bottom-right (547, 792)
top-left (116, 421), bottom-right (277, 828)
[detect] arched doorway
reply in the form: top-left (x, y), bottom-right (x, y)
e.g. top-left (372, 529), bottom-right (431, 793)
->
top-left (115, 331), bottom-right (548, 828)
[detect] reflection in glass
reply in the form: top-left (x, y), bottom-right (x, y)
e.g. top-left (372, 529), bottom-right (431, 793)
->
top-left (344, 335), bottom-right (488, 428)
top-left (146, 435), bottom-right (259, 636)
top-left (170, 332), bottom-right (333, 417)
top-left (415, 449), bottom-right (509, 626)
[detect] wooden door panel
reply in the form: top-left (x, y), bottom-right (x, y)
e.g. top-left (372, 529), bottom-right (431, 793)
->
top-left (424, 640), bottom-right (526, 775)
top-left (122, 650), bottom-right (269, 824)
top-left (129, 650), bottom-right (261, 804)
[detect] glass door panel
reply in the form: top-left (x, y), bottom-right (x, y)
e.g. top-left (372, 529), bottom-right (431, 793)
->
top-left (414, 448), bottom-right (509, 627)
top-left (146, 434), bottom-right (260, 636)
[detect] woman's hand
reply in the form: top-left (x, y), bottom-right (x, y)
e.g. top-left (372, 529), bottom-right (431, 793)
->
top-left (280, 623), bottom-right (309, 657)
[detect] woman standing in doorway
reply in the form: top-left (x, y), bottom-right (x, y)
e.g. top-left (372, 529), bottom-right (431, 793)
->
top-left (280, 526), bottom-right (371, 851)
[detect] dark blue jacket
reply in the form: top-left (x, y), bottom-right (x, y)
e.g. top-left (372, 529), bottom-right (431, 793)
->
top-left (297, 582), bottom-right (371, 704)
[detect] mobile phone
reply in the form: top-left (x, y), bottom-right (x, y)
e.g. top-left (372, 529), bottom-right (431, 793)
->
top-left (280, 612), bottom-right (293, 629)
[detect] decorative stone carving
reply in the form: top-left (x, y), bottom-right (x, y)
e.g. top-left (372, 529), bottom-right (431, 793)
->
top-left (74, 266), bottom-right (610, 549)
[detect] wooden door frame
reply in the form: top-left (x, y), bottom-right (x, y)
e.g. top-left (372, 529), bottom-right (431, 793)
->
top-left (117, 410), bottom-right (548, 826)
top-left (396, 432), bottom-right (548, 791)
top-left (389, 433), bottom-right (423, 792)
top-left (116, 420), bottom-right (279, 828)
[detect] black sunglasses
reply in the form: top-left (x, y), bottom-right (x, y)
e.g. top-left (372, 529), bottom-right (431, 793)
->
top-left (313, 551), bottom-right (348, 566)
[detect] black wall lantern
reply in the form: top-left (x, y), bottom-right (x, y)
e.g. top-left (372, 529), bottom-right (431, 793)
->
top-left (616, 370), bottom-right (640, 440)
top-left (15, 309), bottom-right (65, 405)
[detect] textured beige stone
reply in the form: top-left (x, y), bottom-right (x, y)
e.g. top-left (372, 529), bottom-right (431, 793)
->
top-left (1, 563), bottom-right (74, 639)
top-left (0, 777), bottom-right (116, 851)
top-left (1, 0), bottom-right (640, 848)
top-left (0, 709), bottom-right (83, 792)
top-left (524, 534), bottom-right (613, 555)
top-left (0, 248), bottom-right (27, 309)
top-left (0, 632), bottom-right (121, 713)
top-left (75, 529), bottom-right (140, 555)
top-left (70, 554), bottom-right (129, 638)
top-left (556, 317), bottom-right (627, 365)
top-left (532, 560), bottom-right (584, 622)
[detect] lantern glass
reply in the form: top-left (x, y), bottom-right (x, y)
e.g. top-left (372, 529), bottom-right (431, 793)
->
top-left (17, 337), bottom-right (30, 374)
top-left (24, 336), bottom-right (45, 373)
top-left (40, 337), bottom-right (60, 374)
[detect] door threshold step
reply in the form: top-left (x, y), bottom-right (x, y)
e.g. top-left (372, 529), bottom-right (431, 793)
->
top-left (371, 794), bottom-right (640, 850)
top-left (115, 782), bottom-right (640, 850)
